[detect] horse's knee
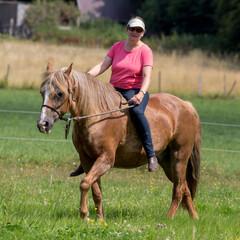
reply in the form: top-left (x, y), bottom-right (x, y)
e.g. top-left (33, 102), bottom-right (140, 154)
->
top-left (80, 179), bottom-right (90, 192)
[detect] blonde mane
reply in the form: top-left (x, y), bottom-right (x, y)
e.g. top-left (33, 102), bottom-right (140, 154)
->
top-left (41, 68), bottom-right (121, 115)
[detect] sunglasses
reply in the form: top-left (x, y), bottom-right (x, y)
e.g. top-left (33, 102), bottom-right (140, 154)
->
top-left (128, 27), bottom-right (144, 33)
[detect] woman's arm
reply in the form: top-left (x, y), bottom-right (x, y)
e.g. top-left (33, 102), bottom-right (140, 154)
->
top-left (131, 66), bottom-right (152, 105)
top-left (87, 56), bottom-right (112, 77)
top-left (140, 66), bottom-right (152, 94)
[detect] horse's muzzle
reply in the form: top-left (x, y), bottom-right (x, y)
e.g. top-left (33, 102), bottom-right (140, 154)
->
top-left (37, 118), bottom-right (53, 134)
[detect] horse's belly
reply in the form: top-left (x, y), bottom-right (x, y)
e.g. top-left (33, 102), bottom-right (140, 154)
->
top-left (113, 123), bottom-right (171, 168)
top-left (114, 149), bottom-right (148, 168)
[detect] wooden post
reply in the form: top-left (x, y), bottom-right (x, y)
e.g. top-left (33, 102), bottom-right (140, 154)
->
top-left (9, 18), bottom-right (14, 36)
top-left (227, 81), bottom-right (237, 97)
top-left (198, 72), bottom-right (202, 95)
top-left (158, 71), bottom-right (161, 93)
top-left (5, 64), bottom-right (10, 83)
top-left (223, 73), bottom-right (226, 96)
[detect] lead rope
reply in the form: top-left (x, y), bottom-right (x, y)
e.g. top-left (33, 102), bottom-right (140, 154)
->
top-left (63, 92), bottom-right (135, 139)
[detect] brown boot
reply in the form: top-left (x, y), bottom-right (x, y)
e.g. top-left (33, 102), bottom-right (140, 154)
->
top-left (148, 156), bottom-right (159, 172)
top-left (70, 164), bottom-right (84, 177)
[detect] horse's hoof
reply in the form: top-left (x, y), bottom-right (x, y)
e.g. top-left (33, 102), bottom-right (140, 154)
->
top-left (80, 216), bottom-right (90, 221)
top-left (192, 214), bottom-right (199, 221)
top-left (97, 214), bottom-right (104, 221)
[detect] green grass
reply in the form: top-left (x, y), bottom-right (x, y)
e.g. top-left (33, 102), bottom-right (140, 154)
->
top-left (0, 89), bottom-right (240, 239)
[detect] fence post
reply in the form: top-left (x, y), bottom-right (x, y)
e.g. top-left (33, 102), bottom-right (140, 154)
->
top-left (198, 72), bottom-right (202, 95)
top-left (9, 18), bottom-right (14, 36)
top-left (5, 64), bottom-right (10, 82)
top-left (228, 81), bottom-right (237, 97)
top-left (158, 71), bottom-right (161, 93)
top-left (223, 73), bottom-right (226, 96)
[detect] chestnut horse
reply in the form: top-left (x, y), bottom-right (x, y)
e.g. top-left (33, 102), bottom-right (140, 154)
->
top-left (37, 63), bottom-right (201, 220)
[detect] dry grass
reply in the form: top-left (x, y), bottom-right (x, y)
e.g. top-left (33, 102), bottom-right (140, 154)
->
top-left (1, 38), bottom-right (240, 95)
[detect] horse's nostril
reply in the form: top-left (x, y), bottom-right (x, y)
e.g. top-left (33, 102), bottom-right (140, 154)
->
top-left (43, 121), bottom-right (49, 127)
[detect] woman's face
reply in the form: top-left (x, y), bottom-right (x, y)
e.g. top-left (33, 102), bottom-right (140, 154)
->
top-left (126, 26), bottom-right (145, 43)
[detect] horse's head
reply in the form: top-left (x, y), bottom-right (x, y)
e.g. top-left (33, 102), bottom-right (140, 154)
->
top-left (37, 63), bottom-right (73, 134)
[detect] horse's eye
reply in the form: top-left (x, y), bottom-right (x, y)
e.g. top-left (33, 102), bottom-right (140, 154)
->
top-left (56, 91), bottom-right (63, 98)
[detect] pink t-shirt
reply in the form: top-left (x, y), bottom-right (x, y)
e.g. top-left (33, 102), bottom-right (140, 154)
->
top-left (107, 40), bottom-right (153, 89)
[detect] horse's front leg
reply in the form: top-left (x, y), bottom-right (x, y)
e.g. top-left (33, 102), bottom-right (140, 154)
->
top-left (79, 154), bottom-right (112, 220)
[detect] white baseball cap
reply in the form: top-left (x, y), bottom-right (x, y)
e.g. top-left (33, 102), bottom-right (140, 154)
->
top-left (127, 18), bottom-right (145, 31)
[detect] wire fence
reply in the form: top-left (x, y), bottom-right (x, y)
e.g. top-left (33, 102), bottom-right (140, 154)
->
top-left (1, 109), bottom-right (240, 153)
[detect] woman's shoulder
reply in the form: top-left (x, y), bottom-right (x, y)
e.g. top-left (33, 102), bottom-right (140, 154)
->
top-left (139, 43), bottom-right (153, 57)
top-left (111, 40), bottom-right (125, 49)
top-left (141, 43), bottom-right (152, 52)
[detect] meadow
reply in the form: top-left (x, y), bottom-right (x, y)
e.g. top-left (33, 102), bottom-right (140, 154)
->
top-left (1, 38), bottom-right (240, 95)
top-left (0, 89), bottom-right (240, 240)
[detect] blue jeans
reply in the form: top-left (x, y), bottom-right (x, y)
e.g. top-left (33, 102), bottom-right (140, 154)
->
top-left (115, 88), bottom-right (155, 158)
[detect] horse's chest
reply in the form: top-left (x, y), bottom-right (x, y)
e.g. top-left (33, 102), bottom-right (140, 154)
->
top-left (73, 126), bottom-right (105, 153)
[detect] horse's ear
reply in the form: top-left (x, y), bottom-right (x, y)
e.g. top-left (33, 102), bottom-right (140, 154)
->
top-left (65, 63), bottom-right (73, 76)
top-left (46, 63), bottom-right (52, 72)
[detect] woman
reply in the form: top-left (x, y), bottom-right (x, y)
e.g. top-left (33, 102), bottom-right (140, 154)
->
top-left (70, 16), bottom-right (159, 177)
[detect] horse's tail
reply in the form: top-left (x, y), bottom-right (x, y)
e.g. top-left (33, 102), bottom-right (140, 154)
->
top-left (186, 123), bottom-right (201, 200)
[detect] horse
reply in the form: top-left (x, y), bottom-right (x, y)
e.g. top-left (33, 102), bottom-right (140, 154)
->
top-left (37, 63), bottom-right (201, 220)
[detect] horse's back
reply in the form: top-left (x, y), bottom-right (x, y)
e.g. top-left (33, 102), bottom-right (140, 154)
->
top-left (147, 93), bottom-right (200, 150)
top-left (147, 93), bottom-right (200, 130)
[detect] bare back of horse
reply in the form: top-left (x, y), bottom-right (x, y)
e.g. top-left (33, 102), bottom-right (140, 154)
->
top-left (38, 64), bottom-right (201, 221)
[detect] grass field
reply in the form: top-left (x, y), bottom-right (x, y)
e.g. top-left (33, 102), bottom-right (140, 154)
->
top-left (0, 89), bottom-right (240, 239)
top-left (1, 38), bottom-right (240, 95)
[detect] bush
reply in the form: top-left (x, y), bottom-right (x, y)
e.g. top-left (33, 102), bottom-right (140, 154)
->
top-left (25, 0), bottom-right (80, 36)
top-left (148, 32), bottom-right (220, 54)
top-left (31, 18), bottom-right (126, 48)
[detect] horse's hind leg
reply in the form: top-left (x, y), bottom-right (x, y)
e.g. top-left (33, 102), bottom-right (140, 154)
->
top-left (182, 181), bottom-right (199, 219)
top-left (91, 178), bottom-right (104, 218)
top-left (167, 145), bottom-right (197, 219)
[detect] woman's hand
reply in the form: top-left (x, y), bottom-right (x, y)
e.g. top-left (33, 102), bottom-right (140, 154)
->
top-left (87, 56), bottom-right (112, 77)
top-left (131, 91), bottom-right (145, 105)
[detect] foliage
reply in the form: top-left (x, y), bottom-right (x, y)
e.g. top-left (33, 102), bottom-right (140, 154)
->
top-left (154, 32), bottom-right (220, 54)
top-left (136, 0), bottom-right (172, 35)
top-left (130, 0), bottom-right (240, 53)
top-left (131, 0), bottom-right (217, 36)
top-left (25, 0), bottom-right (80, 35)
top-left (31, 18), bottom-right (126, 48)
top-left (215, 0), bottom-right (240, 52)
top-left (23, 0), bottom-right (240, 53)
top-left (167, 0), bottom-right (217, 35)
top-left (0, 78), bottom-right (8, 89)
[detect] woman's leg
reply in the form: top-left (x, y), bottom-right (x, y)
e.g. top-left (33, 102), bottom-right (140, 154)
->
top-left (116, 88), bottom-right (158, 171)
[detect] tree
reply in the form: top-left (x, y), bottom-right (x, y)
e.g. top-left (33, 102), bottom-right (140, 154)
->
top-left (167, 0), bottom-right (217, 35)
top-left (215, 0), bottom-right (240, 52)
top-left (132, 0), bottom-right (217, 36)
top-left (136, 0), bottom-right (172, 35)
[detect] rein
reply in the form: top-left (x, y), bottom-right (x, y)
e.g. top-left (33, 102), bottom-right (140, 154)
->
top-left (42, 89), bottom-right (135, 139)
top-left (63, 97), bottom-right (134, 139)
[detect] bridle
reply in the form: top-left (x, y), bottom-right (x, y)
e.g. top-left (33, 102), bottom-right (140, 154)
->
top-left (41, 72), bottom-right (77, 120)
top-left (41, 88), bottom-right (75, 121)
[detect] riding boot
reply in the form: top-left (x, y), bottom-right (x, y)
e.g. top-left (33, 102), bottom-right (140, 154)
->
top-left (148, 156), bottom-right (159, 172)
top-left (70, 164), bottom-right (85, 177)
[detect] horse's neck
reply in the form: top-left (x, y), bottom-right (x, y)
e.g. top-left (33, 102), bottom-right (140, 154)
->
top-left (69, 72), bottom-right (121, 118)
